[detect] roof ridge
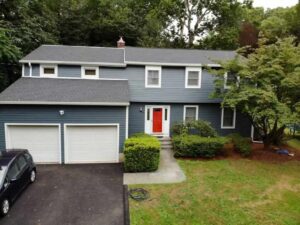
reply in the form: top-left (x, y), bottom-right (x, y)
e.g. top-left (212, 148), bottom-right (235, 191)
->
top-left (41, 44), bottom-right (123, 51)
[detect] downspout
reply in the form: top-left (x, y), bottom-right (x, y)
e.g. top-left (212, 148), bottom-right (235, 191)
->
top-left (29, 62), bottom-right (32, 77)
top-left (125, 105), bottom-right (129, 139)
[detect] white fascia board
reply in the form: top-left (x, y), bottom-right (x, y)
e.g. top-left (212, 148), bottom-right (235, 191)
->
top-left (0, 101), bottom-right (130, 106)
top-left (125, 61), bottom-right (202, 67)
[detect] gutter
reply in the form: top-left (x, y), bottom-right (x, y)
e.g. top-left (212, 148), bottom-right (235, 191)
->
top-left (0, 101), bottom-right (130, 106)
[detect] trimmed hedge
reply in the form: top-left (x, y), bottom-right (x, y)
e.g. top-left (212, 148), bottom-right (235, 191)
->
top-left (229, 133), bottom-right (252, 157)
top-left (171, 120), bottom-right (217, 137)
top-left (173, 135), bottom-right (227, 158)
top-left (124, 134), bottom-right (160, 172)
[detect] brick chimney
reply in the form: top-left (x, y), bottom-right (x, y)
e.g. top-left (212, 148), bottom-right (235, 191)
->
top-left (117, 37), bottom-right (125, 48)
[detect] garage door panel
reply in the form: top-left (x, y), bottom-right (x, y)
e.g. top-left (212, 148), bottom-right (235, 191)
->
top-left (65, 125), bottom-right (118, 163)
top-left (6, 125), bottom-right (60, 163)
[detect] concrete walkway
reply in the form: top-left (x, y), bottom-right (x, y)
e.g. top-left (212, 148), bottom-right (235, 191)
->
top-left (123, 148), bottom-right (186, 185)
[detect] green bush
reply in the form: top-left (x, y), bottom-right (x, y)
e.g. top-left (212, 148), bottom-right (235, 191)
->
top-left (172, 135), bottom-right (227, 158)
top-left (171, 120), bottom-right (217, 137)
top-left (129, 133), bottom-right (152, 138)
top-left (124, 134), bottom-right (160, 172)
top-left (229, 133), bottom-right (252, 157)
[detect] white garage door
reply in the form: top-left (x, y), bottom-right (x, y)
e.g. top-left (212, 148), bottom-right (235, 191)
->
top-left (65, 125), bottom-right (119, 163)
top-left (6, 124), bottom-right (61, 163)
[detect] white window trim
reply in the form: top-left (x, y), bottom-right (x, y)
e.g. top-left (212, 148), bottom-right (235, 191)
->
top-left (183, 105), bottom-right (199, 122)
top-left (221, 107), bottom-right (236, 129)
top-left (40, 64), bottom-right (58, 78)
top-left (185, 67), bottom-right (202, 88)
top-left (224, 72), bottom-right (240, 89)
top-left (81, 66), bottom-right (99, 79)
top-left (145, 66), bottom-right (161, 88)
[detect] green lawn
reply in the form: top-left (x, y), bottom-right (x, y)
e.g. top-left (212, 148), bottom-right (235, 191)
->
top-left (287, 138), bottom-right (300, 150)
top-left (130, 159), bottom-right (300, 225)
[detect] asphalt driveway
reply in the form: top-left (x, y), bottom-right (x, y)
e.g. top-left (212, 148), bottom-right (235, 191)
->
top-left (0, 164), bottom-right (125, 225)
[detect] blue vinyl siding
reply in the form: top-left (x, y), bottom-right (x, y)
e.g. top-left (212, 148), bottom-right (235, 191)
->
top-left (100, 66), bottom-right (220, 103)
top-left (28, 64), bottom-right (220, 103)
top-left (58, 65), bottom-right (81, 78)
top-left (129, 102), bottom-right (251, 137)
top-left (0, 105), bottom-right (127, 163)
top-left (32, 64), bottom-right (39, 76)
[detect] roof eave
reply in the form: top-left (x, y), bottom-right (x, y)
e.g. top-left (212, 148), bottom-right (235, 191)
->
top-left (19, 60), bottom-right (127, 67)
top-left (0, 101), bottom-right (130, 106)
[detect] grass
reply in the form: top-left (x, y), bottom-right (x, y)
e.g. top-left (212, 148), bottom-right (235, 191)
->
top-left (130, 159), bottom-right (300, 225)
top-left (287, 138), bottom-right (300, 150)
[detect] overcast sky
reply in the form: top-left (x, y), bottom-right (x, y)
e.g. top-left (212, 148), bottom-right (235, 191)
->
top-left (253, 0), bottom-right (298, 9)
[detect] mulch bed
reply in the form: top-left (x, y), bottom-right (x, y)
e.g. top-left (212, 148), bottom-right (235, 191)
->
top-left (176, 143), bottom-right (300, 163)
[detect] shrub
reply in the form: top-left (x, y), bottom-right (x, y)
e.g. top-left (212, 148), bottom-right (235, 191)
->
top-left (129, 133), bottom-right (152, 138)
top-left (171, 120), bottom-right (217, 137)
top-left (124, 134), bottom-right (160, 172)
top-left (172, 135), bottom-right (227, 158)
top-left (229, 133), bottom-right (252, 157)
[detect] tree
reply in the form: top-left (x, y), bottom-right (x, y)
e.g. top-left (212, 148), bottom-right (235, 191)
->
top-left (0, 28), bottom-right (21, 91)
top-left (210, 37), bottom-right (300, 148)
top-left (166, 0), bottom-right (250, 48)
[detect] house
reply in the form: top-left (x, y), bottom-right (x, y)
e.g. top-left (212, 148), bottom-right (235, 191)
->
top-left (0, 38), bottom-right (251, 164)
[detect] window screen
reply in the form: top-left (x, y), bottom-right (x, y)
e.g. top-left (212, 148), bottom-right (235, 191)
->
top-left (187, 71), bottom-right (199, 86)
top-left (147, 70), bottom-right (159, 86)
top-left (185, 107), bottom-right (197, 122)
top-left (225, 72), bottom-right (236, 87)
top-left (223, 108), bottom-right (234, 127)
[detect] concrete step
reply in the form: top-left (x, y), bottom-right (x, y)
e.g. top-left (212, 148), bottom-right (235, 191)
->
top-left (161, 144), bottom-right (173, 149)
top-left (157, 137), bottom-right (172, 141)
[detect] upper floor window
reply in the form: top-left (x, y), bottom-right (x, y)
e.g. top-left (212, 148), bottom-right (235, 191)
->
top-left (40, 65), bottom-right (57, 78)
top-left (185, 67), bottom-right (201, 88)
top-left (224, 72), bottom-right (239, 89)
top-left (221, 107), bottom-right (236, 129)
top-left (145, 66), bottom-right (161, 88)
top-left (81, 66), bottom-right (99, 79)
top-left (183, 105), bottom-right (199, 122)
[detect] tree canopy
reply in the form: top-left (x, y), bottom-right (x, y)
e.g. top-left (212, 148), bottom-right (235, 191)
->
top-left (210, 37), bottom-right (300, 147)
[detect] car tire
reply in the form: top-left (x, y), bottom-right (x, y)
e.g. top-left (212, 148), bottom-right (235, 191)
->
top-left (30, 170), bottom-right (36, 183)
top-left (0, 199), bottom-right (10, 216)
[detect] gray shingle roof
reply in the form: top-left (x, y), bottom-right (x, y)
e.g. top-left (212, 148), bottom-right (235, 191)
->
top-left (20, 45), bottom-right (235, 66)
top-left (125, 47), bottom-right (235, 65)
top-left (0, 78), bottom-right (129, 105)
top-left (20, 45), bottom-right (125, 65)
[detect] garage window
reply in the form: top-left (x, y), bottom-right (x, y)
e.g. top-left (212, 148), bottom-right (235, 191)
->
top-left (81, 66), bottom-right (99, 79)
top-left (40, 65), bottom-right (57, 78)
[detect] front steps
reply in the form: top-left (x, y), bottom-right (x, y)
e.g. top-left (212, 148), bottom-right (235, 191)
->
top-left (157, 137), bottom-right (173, 150)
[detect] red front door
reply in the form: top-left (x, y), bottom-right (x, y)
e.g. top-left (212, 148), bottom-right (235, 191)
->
top-left (152, 108), bottom-right (163, 133)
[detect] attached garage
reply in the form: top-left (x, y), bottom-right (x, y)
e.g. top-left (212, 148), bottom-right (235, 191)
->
top-left (64, 124), bottom-right (119, 163)
top-left (5, 124), bottom-right (61, 163)
top-left (0, 78), bottom-right (129, 164)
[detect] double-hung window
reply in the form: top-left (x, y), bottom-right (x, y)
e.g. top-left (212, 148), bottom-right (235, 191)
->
top-left (224, 72), bottom-right (239, 89)
top-left (40, 65), bottom-right (57, 78)
top-left (221, 107), bottom-right (236, 129)
top-left (81, 66), bottom-right (99, 79)
top-left (183, 105), bottom-right (199, 122)
top-left (145, 66), bottom-right (161, 88)
top-left (185, 67), bottom-right (201, 88)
